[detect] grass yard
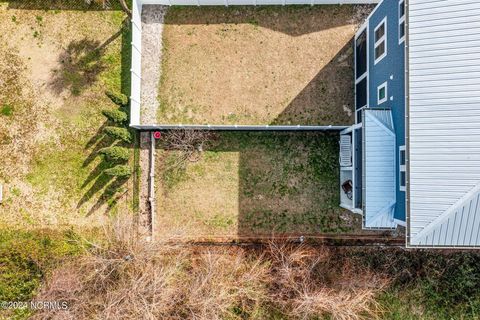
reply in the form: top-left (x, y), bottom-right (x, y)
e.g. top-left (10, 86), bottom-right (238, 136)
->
top-left (156, 5), bottom-right (369, 125)
top-left (155, 132), bottom-right (362, 239)
top-left (0, 1), bottom-right (134, 229)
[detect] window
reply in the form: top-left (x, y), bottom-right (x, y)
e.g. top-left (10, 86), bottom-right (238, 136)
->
top-left (377, 82), bottom-right (388, 105)
top-left (374, 18), bottom-right (387, 64)
top-left (399, 0), bottom-right (406, 43)
top-left (399, 146), bottom-right (406, 191)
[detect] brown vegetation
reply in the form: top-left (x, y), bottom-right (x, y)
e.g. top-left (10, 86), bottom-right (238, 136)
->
top-left (157, 6), bottom-right (365, 125)
top-left (33, 216), bottom-right (387, 320)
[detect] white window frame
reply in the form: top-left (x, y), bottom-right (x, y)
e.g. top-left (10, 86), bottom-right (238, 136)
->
top-left (399, 0), bottom-right (406, 44)
top-left (377, 81), bottom-right (388, 105)
top-left (374, 17), bottom-right (387, 65)
top-left (399, 145), bottom-right (406, 191)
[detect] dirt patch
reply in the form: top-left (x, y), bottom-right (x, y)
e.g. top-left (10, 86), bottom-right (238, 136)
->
top-left (157, 5), bottom-right (372, 125)
top-left (154, 132), bottom-right (364, 240)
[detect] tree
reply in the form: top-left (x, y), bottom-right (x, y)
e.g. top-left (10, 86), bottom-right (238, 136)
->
top-left (118, 0), bottom-right (132, 18)
top-left (105, 90), bottom-right (129, 107)
top-left (104, 165), bottom-right (132, 178)
top-left (98, 146), bottom-right (130, 163)
top-left (161, 130), bottom-right (216, 171)
top-left (104, 126), bottom-right (132, 143)
top-left (102, 109), bottom-right (128, 124)
top-left (84, 0), bottom-right (131, 17)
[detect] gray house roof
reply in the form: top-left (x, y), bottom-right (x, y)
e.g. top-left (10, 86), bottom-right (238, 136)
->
top-left (364, 110), bottom-right (396, 229)
top-left (407, 0), bottom-right (480, 247)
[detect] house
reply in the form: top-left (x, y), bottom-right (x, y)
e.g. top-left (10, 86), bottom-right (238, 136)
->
top-left (340, 0), bottom-right (480, 248)
top-left (130, 0), bottom-right (480, 248)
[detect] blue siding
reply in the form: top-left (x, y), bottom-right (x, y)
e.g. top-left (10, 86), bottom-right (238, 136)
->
top-left (367, 0), bottom-right (405, 222)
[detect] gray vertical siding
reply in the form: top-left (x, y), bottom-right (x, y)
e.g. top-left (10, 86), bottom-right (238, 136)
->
top-left (363, 110), bottom-right (397, 229)
top-left (408, 0), bottom-right (480, 247)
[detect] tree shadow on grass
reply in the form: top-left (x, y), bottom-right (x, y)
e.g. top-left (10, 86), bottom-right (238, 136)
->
top-left (78, 20), bottom-right (134, 217)
top-left (84, 122), bottom-right (108, 149)
top-left (82, 134), bottom-right (114, 168)
top-left (161, 5), bottom-right (367, 37)
top-left (6, 0), bottom-right (123, 11)
top-left (86, 177), bottom-right (129, 217)
top-left (50, 28), bottom-right (122, 96)
top-left (77, 172), bottom-right (114, 209)
top-left (81, 160), bottom-right (111, 189)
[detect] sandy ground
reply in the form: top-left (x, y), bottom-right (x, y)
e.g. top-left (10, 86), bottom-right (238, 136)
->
top-left (0, 4), bottom-right (128, 229)
top-left (140, 5), bottom-right (168, 125)
top-left (155, 5), bottom-right (373, 125)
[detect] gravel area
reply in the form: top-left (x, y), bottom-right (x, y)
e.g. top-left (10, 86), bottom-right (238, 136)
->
top-left (140, 5), bottom-right (167, 125)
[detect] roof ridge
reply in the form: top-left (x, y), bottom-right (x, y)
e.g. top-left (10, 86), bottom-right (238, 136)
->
top-left (411, 181), bottom-right (480, 244)
top-left (365, 111), bottom-right (395, 137)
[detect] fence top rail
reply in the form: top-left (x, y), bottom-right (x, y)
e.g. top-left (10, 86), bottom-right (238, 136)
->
top-left (131, 124), bottom-right (350, 131)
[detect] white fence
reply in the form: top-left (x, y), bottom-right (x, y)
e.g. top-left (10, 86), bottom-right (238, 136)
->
top-left (130, 0), bottom-right (379, 127)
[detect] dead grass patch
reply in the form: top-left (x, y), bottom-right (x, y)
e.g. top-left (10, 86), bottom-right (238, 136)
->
top-left (156, 5), bottom-right (372, 125)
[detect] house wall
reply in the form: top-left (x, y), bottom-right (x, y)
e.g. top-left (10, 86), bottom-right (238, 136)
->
top-left (366, 0), bottom-right (405, 223)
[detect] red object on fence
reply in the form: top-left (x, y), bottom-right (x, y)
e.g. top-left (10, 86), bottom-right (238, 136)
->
top-left (153, 131), bottom-right (162, 139)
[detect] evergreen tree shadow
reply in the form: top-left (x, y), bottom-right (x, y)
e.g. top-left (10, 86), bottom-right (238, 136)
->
top-left (78, 20), bottom-right (134, 217)
top-left (86, 177), bottom-right (130, 217)
top-left (82, 134), bottom-right (115, 168)
top-left (77, 172), bottom-right (114, 209)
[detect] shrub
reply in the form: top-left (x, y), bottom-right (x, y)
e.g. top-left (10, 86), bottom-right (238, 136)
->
top-left (98, 146), bottom-right (130, 163)
top-left (104, 165), bottom-right (132, 178)
top-left (104, 126), bottom-right (132, 143)
top-left (0, 229), bottom-right (82, 302)
top-left (105, 90), bottom-right (129, 107)
top-left (1, 104), bottom-right (13, 117)
top-left (102, 109), bottom-right (128, 124)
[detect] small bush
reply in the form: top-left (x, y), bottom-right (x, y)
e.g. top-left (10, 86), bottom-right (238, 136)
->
top-left (98, 146), bottom-right (130, 163)
top-left (104, 126), bottom-right (132, 143)
top-left (0, 104), bottom-right (13, 117)
top-left (104, 165), bottom-right (131, 178)
top-left (102, 109), bottom-right (128, 124)
top-left (105, 90), bottom-right (129, 107)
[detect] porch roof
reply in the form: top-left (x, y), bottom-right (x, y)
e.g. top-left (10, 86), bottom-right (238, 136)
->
top-left (363, 109), bottom-right (396, 229)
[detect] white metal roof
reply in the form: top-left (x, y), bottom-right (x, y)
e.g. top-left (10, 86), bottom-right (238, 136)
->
top-left (407, 0), bottom-right (480, 247)
top-left (364, 110), bottom-right (396, 229)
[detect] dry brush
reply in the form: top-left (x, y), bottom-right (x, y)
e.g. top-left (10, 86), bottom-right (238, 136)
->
top-left (33, 216), bottom-right (388, 320)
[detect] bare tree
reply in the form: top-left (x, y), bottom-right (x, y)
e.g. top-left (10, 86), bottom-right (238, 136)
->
top-left (85, 0), bottom-right (132, 17)
top-left (118, 0), bottom-right (132, 18)
top-left (160, 129), bottom-right (216, 171)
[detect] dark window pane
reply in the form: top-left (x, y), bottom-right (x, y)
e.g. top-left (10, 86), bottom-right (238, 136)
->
top-left (375, 23), bottom-right (385, 42)
top-left (400, 171), bottom-right (406, 187)
top-left (378, 86), bottom-right (386, 101)
top-left (356, 78), bottom-right (367, 109)
top-left (400, 21), bottom-right (405, 39)
top-left (375, 42), bottom-right (385, 59)
top-left (400, 1), bottom-right (405, 17)
top-left (400, 149), bottom-right (406, 165)
top-left (356, 30), bottom-right (367, 78)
